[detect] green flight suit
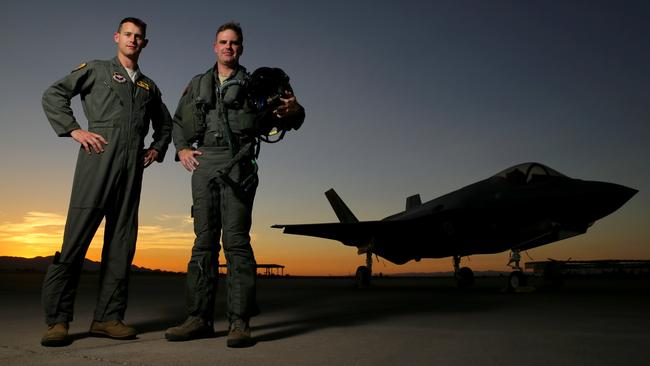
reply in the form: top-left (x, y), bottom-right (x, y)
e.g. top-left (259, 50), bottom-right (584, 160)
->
top-left (41, 57), bottom-right (172, 325)
top-left (172, 65), bottom-right (303, 322)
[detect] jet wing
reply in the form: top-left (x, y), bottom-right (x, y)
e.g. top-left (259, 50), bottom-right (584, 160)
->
top-left (272, 220), bottom-right (393, 247)
top-left (273, 218), bottom-right (448, 265)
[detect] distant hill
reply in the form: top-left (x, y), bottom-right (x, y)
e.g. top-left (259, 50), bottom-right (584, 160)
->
top-left (0, 256), bottom-right (179, 274)
top-left (388, 270), bottom-right (510, 277)
top-left (0, 257), bottom-right (513, 277)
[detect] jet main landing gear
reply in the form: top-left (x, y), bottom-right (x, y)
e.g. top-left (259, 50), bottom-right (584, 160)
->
top-left (355, 250), bottom-right (373, 288)
top-left (453, 255), bottom-right (474, 288)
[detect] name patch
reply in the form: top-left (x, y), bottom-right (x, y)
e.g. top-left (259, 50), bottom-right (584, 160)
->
top-left (136, 80), bottom-right (150, 91)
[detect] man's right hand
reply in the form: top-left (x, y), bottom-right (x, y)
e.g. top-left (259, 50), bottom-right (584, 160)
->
top-left (178, 148), bottom-right (203, 172)
top-left (70, 129), bottom-right (108, 154)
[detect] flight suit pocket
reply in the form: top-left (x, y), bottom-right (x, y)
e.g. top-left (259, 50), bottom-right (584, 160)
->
top-left (228, 109), bottom-right (257, 134)
top-left (69, 147), bottom-right (113, 208)
top-left (134, 93), bottom-right (153, 136)
top-left (203, 110), bottom-right (226, 146)
top-left (88, 120), bottom-right (115, 132)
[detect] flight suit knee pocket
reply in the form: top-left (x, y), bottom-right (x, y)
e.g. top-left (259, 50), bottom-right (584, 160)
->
top-left (186, 256), bottom-right (217, 316)
top-left (42, 261), bottom-right (72, 318)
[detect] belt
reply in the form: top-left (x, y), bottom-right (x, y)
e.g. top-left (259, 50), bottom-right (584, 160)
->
top-left (201, 132), bottom-right (229, 147)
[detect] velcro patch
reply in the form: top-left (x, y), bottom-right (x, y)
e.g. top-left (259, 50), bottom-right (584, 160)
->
top-left (112, 72), bottom-right (127, 83)
top-left (71, 62), bottom-right (87, 72)
top-left (136, 80), bottom-right (150, 91)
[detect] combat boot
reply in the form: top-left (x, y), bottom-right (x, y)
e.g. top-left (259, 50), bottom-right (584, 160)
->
top-left (165, 316), bottom-right (214, 341)
top-left (41, 322), bottom-right (71, 347)
top-left (227, 318), bottom-right (255, 348)
top-left (89, 320), bottom-right (137, 339)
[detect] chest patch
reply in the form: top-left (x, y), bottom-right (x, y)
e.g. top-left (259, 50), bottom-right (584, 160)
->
top-left (112, 72), bottom-right (127, 83)
top-left (136, 80), bottom-right (150, 91)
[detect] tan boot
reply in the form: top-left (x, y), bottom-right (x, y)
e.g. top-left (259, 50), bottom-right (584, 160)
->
top-left (89, 320), bottom-right (137, 339)
top-left (227, 318), bottom-right (255, 348)
top-left (41, 322), bottom-right (70, 347)
top-left (165, 316), bottom-right (214, 342)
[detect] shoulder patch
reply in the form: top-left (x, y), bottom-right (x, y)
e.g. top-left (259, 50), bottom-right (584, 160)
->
top-left (136, 80), bottom-right (150, 91)
top-left (71, 62), bottom-right (87, 73)
top-left (182, 84), bottom-right (191, 95)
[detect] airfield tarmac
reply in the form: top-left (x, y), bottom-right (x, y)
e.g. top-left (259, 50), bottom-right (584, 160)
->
top-left (1, 272), bottom-right (649, 366)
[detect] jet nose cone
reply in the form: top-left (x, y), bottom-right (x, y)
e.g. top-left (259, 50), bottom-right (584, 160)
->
top-left (605, 183), bottom-right (637, 205)
top-left (588, 182), bottom-right (638, 219)
top-left (618, 185), bottom-right (639, 203)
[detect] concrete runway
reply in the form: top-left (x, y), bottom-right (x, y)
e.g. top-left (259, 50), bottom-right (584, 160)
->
top-left (1, 272), bottom-right (649, 365)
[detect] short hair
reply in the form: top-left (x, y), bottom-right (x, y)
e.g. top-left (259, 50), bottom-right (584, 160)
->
top-left (118, 17), bottom-right (147, 38)
top-left (215, 22), bottom-right (243, 44)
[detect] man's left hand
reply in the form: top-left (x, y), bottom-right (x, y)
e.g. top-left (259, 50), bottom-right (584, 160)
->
top-left (143, 148), bottom-right (159, 168)
top-left (273, 90), bottom-right (301, 119)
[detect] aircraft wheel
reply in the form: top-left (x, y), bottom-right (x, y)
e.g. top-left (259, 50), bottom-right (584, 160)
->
top-left (356, 266), bottom-right (371, 288)
top-left (457, 266), bottom-right (474, 288)
top-left (508, 270), bottom-right (527, 291)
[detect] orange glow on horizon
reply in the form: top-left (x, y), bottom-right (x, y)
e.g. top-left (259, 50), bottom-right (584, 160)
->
top-left (2, 210), bottom-right (649, 276)
top-left (0, 211), bottom-right (496, 275)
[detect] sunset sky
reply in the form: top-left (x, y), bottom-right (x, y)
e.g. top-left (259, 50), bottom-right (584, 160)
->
top-left (1, 0), bottom-right (648, 275)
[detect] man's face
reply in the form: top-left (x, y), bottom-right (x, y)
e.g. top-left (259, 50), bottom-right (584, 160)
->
top-left (114, 22), bottom-right (147, 59)
top-left (214, 29), bottom-right (242, 68)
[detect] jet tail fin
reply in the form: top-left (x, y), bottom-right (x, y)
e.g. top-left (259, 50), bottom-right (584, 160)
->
top-left (406, 194), bottom-right (422, 211)
top-left (325, 189), bottom-right (359, 223)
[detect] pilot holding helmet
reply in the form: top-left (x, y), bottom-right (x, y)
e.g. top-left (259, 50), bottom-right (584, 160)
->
top-left (165, 21), bottom-right (304, 348)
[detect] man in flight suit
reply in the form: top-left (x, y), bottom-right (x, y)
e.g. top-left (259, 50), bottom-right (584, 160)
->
top-left (40, 17), bottom-right (172, 347)
top-left (164, 22), bottom-right (304, 348)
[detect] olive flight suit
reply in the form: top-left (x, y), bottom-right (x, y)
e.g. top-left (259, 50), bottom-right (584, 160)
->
top-left (172, 65), bottom-right (303, 323)
top-left (41, 57), bottom-right (172, 325)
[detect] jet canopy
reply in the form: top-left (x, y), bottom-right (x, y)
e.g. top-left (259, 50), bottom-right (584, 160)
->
top-left (494, 162), bottom-right (567, 185)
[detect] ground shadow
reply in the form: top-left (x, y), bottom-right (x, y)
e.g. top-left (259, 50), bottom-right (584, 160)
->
top-left (250, 277), bottom-right (514, 343)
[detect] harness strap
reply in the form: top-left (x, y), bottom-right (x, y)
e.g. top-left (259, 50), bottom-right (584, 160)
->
top-left (208, 141), bottom-right (258, 199)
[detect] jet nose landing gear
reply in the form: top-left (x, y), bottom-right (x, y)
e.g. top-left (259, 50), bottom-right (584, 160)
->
top-left (508, 270), bottom-right (527, 290)
top-left (506, 249), bottom-right (531, 292)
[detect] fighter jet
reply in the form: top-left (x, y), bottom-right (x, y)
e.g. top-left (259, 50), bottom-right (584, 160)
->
top-left (272, 162), bottom-right (637, 289)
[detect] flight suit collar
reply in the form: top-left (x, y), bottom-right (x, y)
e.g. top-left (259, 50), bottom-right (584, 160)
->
top-left (110, 57), bottom-right (150, 102)
top-left (196, 65), bottom-right (248, 107)
top-left (211, 64), bottom-right (248, 84)
top-left (110, 57), bottom-right (137, 82)
top-left (108, 57), bottom-right (132, 106)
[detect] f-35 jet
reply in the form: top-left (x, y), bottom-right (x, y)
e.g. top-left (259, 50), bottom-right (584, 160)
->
top-left (273, 162), bottom-right (637, 288)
